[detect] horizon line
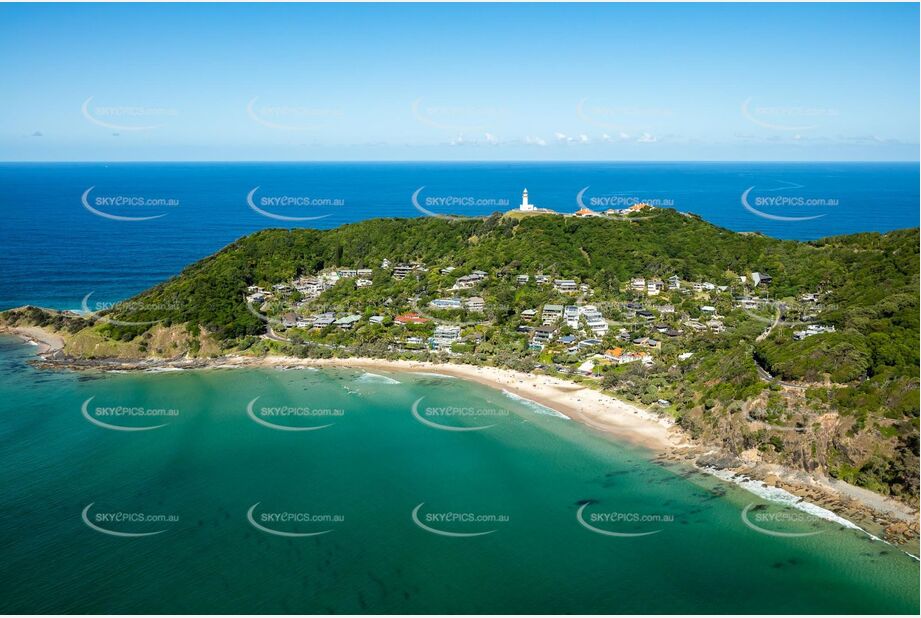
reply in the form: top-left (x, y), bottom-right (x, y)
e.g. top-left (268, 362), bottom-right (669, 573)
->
top-left (1, 159), bottom-right (918, 165)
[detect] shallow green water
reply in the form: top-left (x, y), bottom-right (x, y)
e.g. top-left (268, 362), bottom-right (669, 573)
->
top-left (0, 336), bottom-right (917, 613)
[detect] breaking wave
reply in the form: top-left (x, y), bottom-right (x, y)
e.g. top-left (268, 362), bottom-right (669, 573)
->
top-left (502, 390), bottom-right (570, 420)
top-left (356, 372), bottom-right (400, 385)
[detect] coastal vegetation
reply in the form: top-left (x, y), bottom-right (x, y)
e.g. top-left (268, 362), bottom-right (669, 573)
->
top-left (3, 210), bottom-right (918, 500)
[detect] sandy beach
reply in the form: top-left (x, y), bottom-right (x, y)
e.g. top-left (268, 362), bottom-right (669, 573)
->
top-left (244, 355), bottom-right (684, 452)
top-left (2, 326), bottom-right (65, 355)
top-left (2, 325), bottom-right (918, 545)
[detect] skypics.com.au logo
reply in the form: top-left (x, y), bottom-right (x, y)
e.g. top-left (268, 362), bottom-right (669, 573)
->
top-left (576, 186), bottom-right (672, 216)
top-left (741, 503), bottom-right (826, 538)
top-left (246, 397), bottom-right (343, 431)
top-left (80, 292), bottom-right (181, 327)
top-left (246, 187), bottom-right (342, 222)
top-left (411, 503), bottom-right (509, 538)
top-left (246, 97), bottom-right (344, 131)
top-left (81, 97), bottom-right (177, 132)
top-left (410, 397), bottom-right (510, 432)
top-left (576, 500), bottom-right (672, 538)
top-left (741, 182), bottom-right (838, 222)
top-left (576, 98), bottom-right (672, 131)
top-left (81, 397), bottom-right (178, 432)
top-left (82, 503), bottom-right (178, 537)
top-left (411, 186), bottom-right (508, 219)
top-left (81, 187), bottom-right (179, 221)
top-left (411, 98), bottom-right (507, 133)
top-left (246, 503), bottom-right (343, 537)
top-left (740, 97), bottom-right (838, 132)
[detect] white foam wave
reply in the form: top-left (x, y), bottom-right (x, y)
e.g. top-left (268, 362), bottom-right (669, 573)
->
top-left (699, 467), bottom-right (921, 562)
top-left (356, 372), bottom-right (400, 385)
top-left (410, 372), bottom-right (456, 379)
top-left (502, 390), bottom-right (570, 420)
top-left (702, 466), bottom-right (868, 534)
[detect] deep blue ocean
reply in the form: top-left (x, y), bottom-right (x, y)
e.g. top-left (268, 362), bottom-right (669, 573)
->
top-left (0, 162), bottom-right (917, 311)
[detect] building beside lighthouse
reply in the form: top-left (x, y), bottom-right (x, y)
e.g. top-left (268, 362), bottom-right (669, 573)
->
top-left (519, 188), bottom-right (536, 211)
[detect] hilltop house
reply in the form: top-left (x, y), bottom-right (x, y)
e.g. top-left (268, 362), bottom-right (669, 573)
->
top-left (334, 315), bottom-right (362, 330)
top-left (465, 297), bottom-right (485, 312)
top-left (532, 326), bottom-right (556, 345)
top-left (430, 298), bottom-right (463, 310)
top-left (392, 264), bottom-right (419, 280)
top-left (794, 324), bottom-right (836, 340)
top-left (430, 325), bottom-right (461, 350)
top-left (574, 206), bottom-right (600, 218)
top-left (554, 279), bottom-right (578, 293)
top-left (541, 304), bottom-right (564, 324)
top-left (453, 272), bottom-right (486, 290)
top-left (580, 305), bottom-right (608, 335)
top-left (312, 313), bottom-right (336, 328)
top-left (564, 305), bottom-right (580, 328)
top-left (395, 312), bottom-right (429, 325)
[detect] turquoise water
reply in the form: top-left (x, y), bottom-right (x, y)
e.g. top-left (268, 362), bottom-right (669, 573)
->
top-left (0, 336), bottom-right (918, 613)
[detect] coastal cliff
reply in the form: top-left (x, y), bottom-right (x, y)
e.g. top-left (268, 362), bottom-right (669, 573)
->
top-left (2, 210), bottom-right (918, 542)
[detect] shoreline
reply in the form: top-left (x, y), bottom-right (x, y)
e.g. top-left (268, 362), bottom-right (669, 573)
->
top-left (2, 326), bottom-right (919, 547)
top-left (2, 326), bottom-right (65, 355)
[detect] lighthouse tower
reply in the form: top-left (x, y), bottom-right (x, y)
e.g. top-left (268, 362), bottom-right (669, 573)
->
top-left (519, 188), bottom-right (536, 211)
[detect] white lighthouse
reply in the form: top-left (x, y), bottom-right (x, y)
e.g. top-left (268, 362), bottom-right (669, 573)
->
top-left (519, 188), bottom-right (536, 211)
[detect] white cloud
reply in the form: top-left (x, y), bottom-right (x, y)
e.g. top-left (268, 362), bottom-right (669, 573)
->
top-left (601, 132), bottom-right (630, 142)
top-left (484, 132), bottom-right (499, 145)
top-left (637, 132), bottom-right (657, 143)
top-left (524, 135), bottom-right (547, 146)
top-left (578, 134), bottom-right (589, 144)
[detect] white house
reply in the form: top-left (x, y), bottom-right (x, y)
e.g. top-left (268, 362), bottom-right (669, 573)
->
top-left (465, 296), bottom-right (485, 312)
top-left (430, 298), bottom-right (463, 310)
top-left (581, 305), bottom-right (608, 335)
top-left (554, 279), bottom-right (578, 293)
top-left (564, 305), bottom-right (580, 328)
top-left (541, 304), bottom-right (564, 324)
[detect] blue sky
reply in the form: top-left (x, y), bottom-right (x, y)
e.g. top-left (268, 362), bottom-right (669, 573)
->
top-left (0, 2), bottom-right (918, 161)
